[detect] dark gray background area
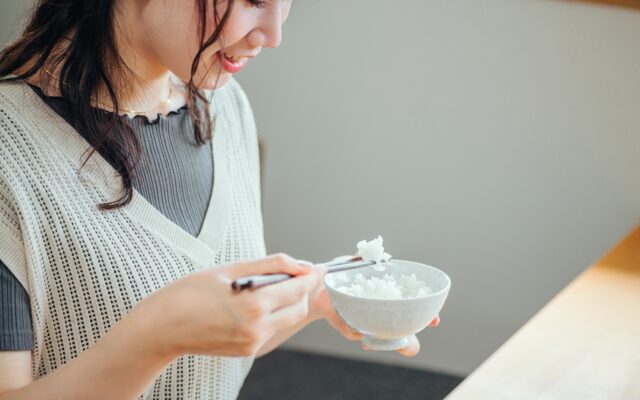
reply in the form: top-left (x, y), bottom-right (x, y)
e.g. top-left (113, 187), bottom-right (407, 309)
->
top-left (238, 349), bottom-right (463, 400)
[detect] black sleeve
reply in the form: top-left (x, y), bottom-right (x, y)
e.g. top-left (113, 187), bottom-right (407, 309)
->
top-left (0, 260), bottom-right (34, 351)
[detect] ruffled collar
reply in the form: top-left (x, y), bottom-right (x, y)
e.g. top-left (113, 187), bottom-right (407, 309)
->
top-left (27, 83), bottom-right (189, 125)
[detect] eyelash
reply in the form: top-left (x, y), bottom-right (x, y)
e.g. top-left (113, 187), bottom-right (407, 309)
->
top-left (248, 0), bottom-right (268, 8)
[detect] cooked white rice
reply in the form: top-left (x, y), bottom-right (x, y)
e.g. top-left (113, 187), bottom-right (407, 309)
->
top-left (336, 272), bottom-right (433, 299)
top-left (357, 236), bottom-right (391, 271)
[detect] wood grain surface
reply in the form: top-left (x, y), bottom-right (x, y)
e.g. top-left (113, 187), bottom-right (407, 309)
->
top-left (446, 226), bottom-right (640, 400)
top-left (569, 0), bottom-right (640, 10)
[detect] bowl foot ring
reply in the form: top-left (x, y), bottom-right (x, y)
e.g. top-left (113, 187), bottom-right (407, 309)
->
top-left (362, 336), bottom-right (409, 351)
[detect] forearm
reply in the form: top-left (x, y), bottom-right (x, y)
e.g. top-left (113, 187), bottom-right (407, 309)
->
top-left (1, 302), bottom-right (176, 400)
top-left (256, 314), bottom-right (319, 358)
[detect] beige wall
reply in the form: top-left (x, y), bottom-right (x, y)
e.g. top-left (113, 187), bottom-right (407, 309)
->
top-left (2, 0), bottom-right (640, 377)
top-left (236, 0), bottom-right (640, 375)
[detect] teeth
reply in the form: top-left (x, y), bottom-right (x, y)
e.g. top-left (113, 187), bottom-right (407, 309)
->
top-left (224, 53), bottom-right (244, 63)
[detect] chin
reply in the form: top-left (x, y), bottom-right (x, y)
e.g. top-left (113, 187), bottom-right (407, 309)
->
top-left (198, 72), bottom-right (232, 90)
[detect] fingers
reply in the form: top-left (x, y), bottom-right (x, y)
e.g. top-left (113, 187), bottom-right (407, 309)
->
top-left (254, 267), bottom-right (322, 312)
top-left (395, 335), bottom-right (420, 357)
top-left (324, 306), bottom-right (363, 341)
top-left (268, 294), bottom-right (310, 331)
top-left (224, 253), bottom-right (312, 280)
top-left (361, 335), bottom-right (420, 357)
top-left (315, 288), bottom-right (362, 340)
top-left (359, 314), bottom-right (440, 357)
top-left (384, 316), bottom-right (439, 357)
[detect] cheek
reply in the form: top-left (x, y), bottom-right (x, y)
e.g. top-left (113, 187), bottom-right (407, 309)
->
top-left (159, 37), bottom-right (201, 83)
top-left (189, 6), bottom-right (253, 88)
top-left (140, 1), bottom-right (213, 82)
top-left (139, 0), bottom-right (250, 89)
top-left (206, 0), bottom-right (260, 53)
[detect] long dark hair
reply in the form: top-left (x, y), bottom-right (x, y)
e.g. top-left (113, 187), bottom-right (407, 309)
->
top-left (0, 0), bottom-right (235, 210)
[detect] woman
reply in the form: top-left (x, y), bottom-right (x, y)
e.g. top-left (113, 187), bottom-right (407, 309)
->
top-left (0, 0), bottom-right (438, 398)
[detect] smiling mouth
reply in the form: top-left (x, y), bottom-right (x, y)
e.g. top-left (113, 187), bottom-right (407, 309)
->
top-left (223, 52), bottom-right (248, 63)
top-left (217, 51), bottom-right (250, 73)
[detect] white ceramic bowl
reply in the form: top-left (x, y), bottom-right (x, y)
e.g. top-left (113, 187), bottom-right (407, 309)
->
top-left (324, 260), bottom-right (451, 351)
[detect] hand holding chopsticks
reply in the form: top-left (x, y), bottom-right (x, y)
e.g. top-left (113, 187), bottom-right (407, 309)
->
top-left (231, 256), bottom-right (381, 292)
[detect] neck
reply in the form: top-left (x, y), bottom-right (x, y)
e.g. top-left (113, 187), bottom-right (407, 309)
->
top-left (28, 51), bottom-right (187, 119)
top-left (17, 6), bottom-right (187, 118)
top-left (112, 1), bottom-right (193, 119)
top-left (108, 17), bottom-right (187, 118)
top-left (28, 20), bottom-right (188, 118)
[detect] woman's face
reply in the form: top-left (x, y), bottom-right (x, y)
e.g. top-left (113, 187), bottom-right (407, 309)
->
top-left (121, 0), bottom-right (292, 89)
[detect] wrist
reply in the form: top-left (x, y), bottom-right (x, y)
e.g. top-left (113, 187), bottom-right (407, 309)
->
top-left (307, 287), bottom-right (331, 323)
top-left (126, 297), bottom-right (181, 363)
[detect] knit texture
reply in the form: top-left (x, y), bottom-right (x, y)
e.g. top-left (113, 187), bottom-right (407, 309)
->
top-left (0, 262), bottom-right (33, 350)
top-left (0, 87), bottom-right (215, 352)
top-left (129, 110), bottom-right (214, 236)
top-left (28, 84), bottom-right (215, 238)
top-left (0, 78), bottom-right (266, 399)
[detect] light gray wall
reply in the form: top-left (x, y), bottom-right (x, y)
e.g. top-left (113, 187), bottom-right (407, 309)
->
top-left (2, 0), bottom-right (639, 378)
top-left (236, 0), bottom-right (640, 376)
top-left (0, 0), bottom-right (30, 44)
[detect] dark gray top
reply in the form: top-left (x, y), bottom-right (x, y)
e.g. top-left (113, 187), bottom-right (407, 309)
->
top-left (0, 85), bottom-right (213, 351)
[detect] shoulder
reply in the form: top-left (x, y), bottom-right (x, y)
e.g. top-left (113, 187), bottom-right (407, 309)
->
top-left (0, 81), bottom-right (49, 168)
top-left (0, 79), bottom-right (32, 113)
top-left (0, 80), bottom-right (45, 142)
top-left (0, 82), bottom-right (27, 135)
top-left (0, 81), bottom-right (65, 209)
top-left (0, 86), bottom-right (28, 289)
top-left (0, 81), bottom-right (33, 166)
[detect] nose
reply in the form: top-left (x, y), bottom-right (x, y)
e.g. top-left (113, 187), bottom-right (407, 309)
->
top-left (264, 23), bottom-right (282, 49)
top-left (248, 22), bottom-right (281, 50)
top-left (247, 6), bottom-right (287, 49)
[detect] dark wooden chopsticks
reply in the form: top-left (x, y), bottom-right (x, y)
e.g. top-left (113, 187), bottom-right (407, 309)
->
top-left (230, 256), bottom-right (382, 292)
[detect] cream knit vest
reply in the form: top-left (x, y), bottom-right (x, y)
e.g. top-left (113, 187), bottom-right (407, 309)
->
top-left (0, 78), bottom-right (266, 399)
